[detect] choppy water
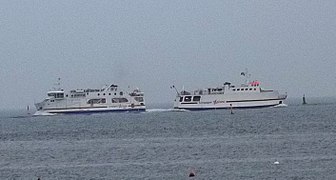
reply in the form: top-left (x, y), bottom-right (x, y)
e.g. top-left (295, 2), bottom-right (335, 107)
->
top-left (1, 101), bottom-right (336, 179)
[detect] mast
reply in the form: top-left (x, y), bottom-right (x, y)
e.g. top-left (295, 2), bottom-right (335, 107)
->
top-left (52, 77), bottom-right (62, 91)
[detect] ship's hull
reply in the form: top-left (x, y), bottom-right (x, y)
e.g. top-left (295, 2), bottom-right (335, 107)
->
top-left (34, 106), bottom-right (146, 115)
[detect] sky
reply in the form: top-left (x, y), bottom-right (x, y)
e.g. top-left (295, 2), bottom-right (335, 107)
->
top-left (0, 0), bottom-right (336, 109)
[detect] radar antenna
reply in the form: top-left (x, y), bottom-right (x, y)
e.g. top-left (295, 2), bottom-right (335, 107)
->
top-left (240, 68), bottom-right (251, 85)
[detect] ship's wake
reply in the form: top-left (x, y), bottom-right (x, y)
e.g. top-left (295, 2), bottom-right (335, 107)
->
top-left (33, 111), bottom-right (56, 116)
top-left (273, 104), bottom-right (288, 108)
top-left (145, 108), bottom-right (189, 113)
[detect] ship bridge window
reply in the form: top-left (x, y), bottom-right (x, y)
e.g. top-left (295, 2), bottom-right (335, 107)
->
top-left (179, 97), bottom-right (183, 102)
top-left (56, 93), bottom-right (64, 98)
top-left (193, 96), bottom-right (201, 101)
top-left (112, 98), bottom-right (128, 103)
top-left (184, 96), bottom-right (192, 102)
top-left (120, 92), bottom-right (123, 96)
top-left (233, 89), bottom-right (236, 91)
top-left (47, 93), bottom-right (55, 97)
top-left (134, 97), bottom-right (144, 102)
top-left (48, 93), bottom-right (64, 98)
top-left (87, 98), bottom-right (106, 104)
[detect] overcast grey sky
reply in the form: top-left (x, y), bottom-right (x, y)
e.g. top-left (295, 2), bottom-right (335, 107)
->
top-left (1, 0), bottom-right (336, 109)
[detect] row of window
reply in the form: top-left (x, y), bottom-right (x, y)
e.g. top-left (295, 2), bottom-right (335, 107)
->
top-left (95, 92), bottom-right (123, 96)
top-left (64, 92), bottom-right (125, 98)
top-left (48, 98), bottom-right (134, 104)
top-left (72, 93), bottom-right (86, 98)
top-left (179, 96), bottom-right (201, 102)
top-left (232, 88), bottom-right (257, 92)
top-left (134, 97), bottom-right (144, 102)
top-left (88, 98), bottom-right (106, 104)
top-left (48, 93), bottom-right (64, 99)
top-left (87, 98), bottom-right (129, 104)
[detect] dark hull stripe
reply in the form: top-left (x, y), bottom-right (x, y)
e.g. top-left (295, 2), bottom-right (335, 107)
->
top-left (175, 104), bottom-right (278, 111)
top-left (181, 102), bottom-right (198, 104)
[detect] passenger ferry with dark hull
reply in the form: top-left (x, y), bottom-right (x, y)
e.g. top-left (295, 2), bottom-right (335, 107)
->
top-left (172, 71), bottom-right (287, 110)
top-left (34, 81), bottom-right (145, 115)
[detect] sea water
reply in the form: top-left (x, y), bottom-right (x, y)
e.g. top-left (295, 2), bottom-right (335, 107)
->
top-left (1, 99), bottom-right (336, 179)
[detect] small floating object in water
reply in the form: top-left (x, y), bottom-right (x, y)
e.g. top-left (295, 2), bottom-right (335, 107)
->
top-left (302, 94), bottom-right (307, 105)
top-left (189, 170), bottom-right (196, 177)
top-left (274, 161), bottom-right (280, 165)
top-left (26, 105), bottom-right (31, 115)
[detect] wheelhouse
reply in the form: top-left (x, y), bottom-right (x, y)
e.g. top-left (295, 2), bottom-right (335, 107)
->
top-left (47, 91), bottom-right (65, 99)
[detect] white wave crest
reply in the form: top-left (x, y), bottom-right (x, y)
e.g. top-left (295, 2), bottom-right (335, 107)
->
top-left (146, 108), bottom-right (189, 113)
top-left (33, 111), bottom-right (56, 116)
top-left (273, 104), bottom-right (288, 108)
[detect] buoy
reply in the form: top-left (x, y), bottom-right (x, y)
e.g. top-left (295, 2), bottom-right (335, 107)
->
top-left (26, 105), bottom-right (31, 115)
top-left (189, 171), bottom-right (195, 177)
top-left (302, 94), bottom-right (307, 105)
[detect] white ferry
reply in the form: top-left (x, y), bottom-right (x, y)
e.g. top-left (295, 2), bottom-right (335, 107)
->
top-left (34, 80), bottom-right (145, 115)
top-left (172, 71), bottom-right (287, 110)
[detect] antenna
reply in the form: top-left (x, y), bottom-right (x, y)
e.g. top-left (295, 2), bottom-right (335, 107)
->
top-left (241, 68), bottom-right (251, 85)
top-left (170, 85), bottom-right (180, 95)
top-left (52, 77), bottom-right (63, 91)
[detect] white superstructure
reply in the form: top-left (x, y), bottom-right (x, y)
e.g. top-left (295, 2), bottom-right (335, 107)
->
top-left (172, 71), bottom-right (287, 110)
top-left (34, 81), bottom-right (145, 115)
